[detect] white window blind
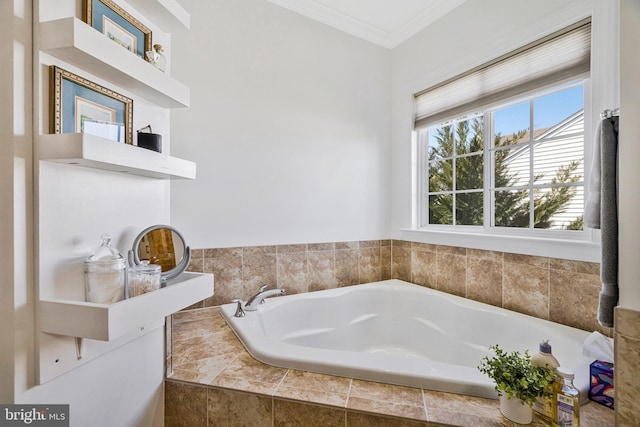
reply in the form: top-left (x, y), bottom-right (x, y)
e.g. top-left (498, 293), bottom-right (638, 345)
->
top-left (414, 19), bottom-right (591, 129)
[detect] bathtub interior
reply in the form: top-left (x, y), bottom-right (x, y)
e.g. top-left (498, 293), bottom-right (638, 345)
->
top-left (221, 280), bottom-right (597, 400)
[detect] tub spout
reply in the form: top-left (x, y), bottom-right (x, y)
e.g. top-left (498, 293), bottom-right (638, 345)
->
top-left (244, 285), bottom-right (286, 311)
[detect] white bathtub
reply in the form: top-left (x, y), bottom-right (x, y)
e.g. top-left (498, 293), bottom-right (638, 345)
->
top-left (220, 279), bottom-right (594, 400)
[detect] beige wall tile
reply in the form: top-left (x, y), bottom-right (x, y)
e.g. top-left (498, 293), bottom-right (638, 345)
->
top-left (165, 381), bottom-right (208, 427)
top-left (244, 245), bottom-right (277, 256)
top-left (204, 247), bottom-right (243, 259)
top-left (308, 250), bottom-right (336, 292)
top-left (203, 251), bottom-right (243, 307)
top-left (380, 245), bottom-right (392, 280)
top-left (616, 307), bottom-right (640, 338)
top-left (392, 239), bottom-right (411, 248)
top-left (436, 245), bottom-right (466, 256)
top-left (503, 262), bottom-right (549, 319)
top-left (412, 242), bottom-right (437, 252)
top-left (308, 242), bottom-right (335, 251)
top-left (243, 254), bottom-right (277, 299)
top-left (615, 307), bottom-right (640, 427)
top-left (359, 246), bottom-right (382, 283)
top-left (615, 333), bottom-right (640, 426)
top-left (411, 249), bottom-right (436, 289)
top-left (273, 399), bottom-right (345, 426)
top-left (467, 248), bottom-right (502, 261)
top-left (391, 246), bottom-right (411, 282)
top-left (359, 240), bottom-right (381, 248)
top-left (336, 241), bottom-right (358, 250)
top-left (207, 388), bottom-right (272, 427)
top-left (504, 252), bottom-right (549, 268)
top-left (467, 257), bottom-right (502, 307)
top-left (276, 244), bottom-right (307, 253)
top-left (550, 270), bottom-right (609, 333)
top-left (277, 251), bottom-right (308, 294)
top-left (335, 249), bottom-right (359, 286)
top-left (187, 256), bottom-right (204, 273)
top-left (550, 258), bottom-right (600, 275)
top-left (436, 252), bottom-right (466, 297)
top-left (187, 242), bottom-right (610, 349)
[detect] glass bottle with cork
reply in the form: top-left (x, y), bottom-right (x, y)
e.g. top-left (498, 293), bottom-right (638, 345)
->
top-left (553, 367), bottom-right (580, 427)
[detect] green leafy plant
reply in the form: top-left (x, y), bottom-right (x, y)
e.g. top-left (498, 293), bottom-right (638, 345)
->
top-left (477, 344), bottom-right (556, 407)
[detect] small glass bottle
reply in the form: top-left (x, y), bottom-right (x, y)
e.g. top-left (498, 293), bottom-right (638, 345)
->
top-left (553, 367), bottom-right (580, 427)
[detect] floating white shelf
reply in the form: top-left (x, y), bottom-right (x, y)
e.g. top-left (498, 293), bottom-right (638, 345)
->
top-left (127, 0), bottom-right (190, 31)
top-left (37, 133), bottom-right (196, 179)
top-left (39, 17), bottom-right (190, 108)
top-left (39, 272), bottom-right (213, 341)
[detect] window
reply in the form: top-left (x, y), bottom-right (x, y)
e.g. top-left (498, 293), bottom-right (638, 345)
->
top-left (420, 83), bottom-right (584, 231)
top-left (414, 20), bottom-right (590, 235)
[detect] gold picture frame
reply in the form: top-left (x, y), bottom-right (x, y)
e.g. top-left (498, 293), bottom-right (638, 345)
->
top-left (49, 65), bottom-right (134, 144)
top-left (83, 0), bottom-right (152, 60)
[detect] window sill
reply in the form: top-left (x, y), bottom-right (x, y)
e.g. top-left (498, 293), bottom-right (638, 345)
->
top-left (395, 228), bottom-right (600, 263)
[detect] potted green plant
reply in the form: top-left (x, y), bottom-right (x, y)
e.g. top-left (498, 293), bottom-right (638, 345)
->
top-left (477, 344), bottom-right (556, 424)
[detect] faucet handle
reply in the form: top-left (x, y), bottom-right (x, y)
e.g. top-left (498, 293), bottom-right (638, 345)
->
top-left (257, 284), bottom-right (269, 293)
top-left (231, 298), bottom-right (245, 317)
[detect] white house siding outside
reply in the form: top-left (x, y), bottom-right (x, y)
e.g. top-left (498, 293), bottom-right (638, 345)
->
top-left (500, 110), bottom-right (584, 229)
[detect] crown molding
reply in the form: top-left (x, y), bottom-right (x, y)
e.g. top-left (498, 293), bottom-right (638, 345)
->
top-left (266, 0), bottom-right (467, 49)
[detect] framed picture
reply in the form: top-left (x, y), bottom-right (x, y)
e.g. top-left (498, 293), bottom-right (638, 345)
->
top-left (83, 0), bottom-right (152, 60)
top-left (49, 65), bottom-right (133, 144)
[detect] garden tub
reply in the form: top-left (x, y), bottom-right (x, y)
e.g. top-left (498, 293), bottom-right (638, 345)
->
top-left (220, 279), bottom-right (594, 400)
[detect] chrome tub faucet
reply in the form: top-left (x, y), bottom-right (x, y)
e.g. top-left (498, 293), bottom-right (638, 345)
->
top-left (244, 284), bottom-right (286, 311)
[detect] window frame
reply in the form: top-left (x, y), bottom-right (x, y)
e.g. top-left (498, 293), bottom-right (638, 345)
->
top-left (416, 78), bottom-right (591, 242)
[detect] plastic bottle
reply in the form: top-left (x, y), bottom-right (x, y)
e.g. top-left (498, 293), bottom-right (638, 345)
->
top-left (531, 340), bottom-right (560, 419)
top-left (553, 367), bottom-right (580, 427)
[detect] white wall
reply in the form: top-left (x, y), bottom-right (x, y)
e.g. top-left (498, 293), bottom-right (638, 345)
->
top-left (0, 0), bottom-right (32, 404)
top-left (619, 0), bottom-right (640, 311)
top-left (390, 0), bottom-right (618, 262)
top-left (170, 0), bottom-right (391, 249)
top-left (1, 0), bottom-right (173, 424)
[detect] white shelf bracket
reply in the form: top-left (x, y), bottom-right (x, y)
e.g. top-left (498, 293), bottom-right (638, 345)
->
top-left (75, 337), bottom-right (85, 360)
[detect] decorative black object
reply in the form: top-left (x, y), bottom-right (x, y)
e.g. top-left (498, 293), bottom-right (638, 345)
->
top-left (136, 125), bottom-right (162, 152)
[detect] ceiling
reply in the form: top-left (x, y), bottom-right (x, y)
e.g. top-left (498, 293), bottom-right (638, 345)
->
top-left (265, 0), bottom-right (467, 48)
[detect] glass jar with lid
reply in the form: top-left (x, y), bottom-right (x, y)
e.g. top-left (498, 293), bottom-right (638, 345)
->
top-left (127, 260), bottom-right (161, 297)
top-left (84, 234), bottom-right (126, 303)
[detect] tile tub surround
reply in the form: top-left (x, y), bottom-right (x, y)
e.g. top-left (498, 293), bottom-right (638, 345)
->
top-left (615, 307), bottom-right (640, 426)
top-left (184, 240), bottom-right (611, 336)
top-left (165, 307), bottom-right (614, 427)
